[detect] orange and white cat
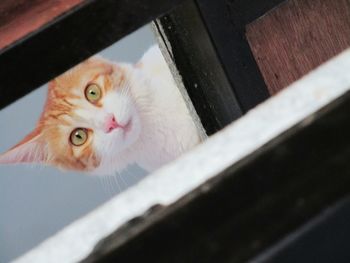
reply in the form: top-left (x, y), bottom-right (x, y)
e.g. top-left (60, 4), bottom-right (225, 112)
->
top-left (0, 45), bottom-right (200, 175)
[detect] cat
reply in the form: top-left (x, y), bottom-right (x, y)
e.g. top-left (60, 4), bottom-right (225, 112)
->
top-left (0, 45), bottom-right (200, 175)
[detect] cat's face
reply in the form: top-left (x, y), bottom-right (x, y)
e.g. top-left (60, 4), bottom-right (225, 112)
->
top-left (0, 57), bottom-right (142, 173)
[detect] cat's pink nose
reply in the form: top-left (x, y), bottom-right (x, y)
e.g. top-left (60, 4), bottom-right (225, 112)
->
top-left (104, 114), bottom-right (119, 133)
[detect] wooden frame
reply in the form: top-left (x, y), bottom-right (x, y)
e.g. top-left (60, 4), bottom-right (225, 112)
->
top-left (0, 0), bottom-right (287, 131)
top-left (246, 0), bottom-right (350, 95)
top-left (15, 49), bottom-right (350, 263)
top-left (155, 0), bottom-right (287, 134)
top-left (2, 0), bottom-right (350, 262)
top-left (0, 0), bottom-right (186, 109)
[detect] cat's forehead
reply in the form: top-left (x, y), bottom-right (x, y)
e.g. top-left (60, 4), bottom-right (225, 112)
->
top-left (54, 56), bottom-right (113, 89)
top-left (41, 56), bottom-right (119, 126)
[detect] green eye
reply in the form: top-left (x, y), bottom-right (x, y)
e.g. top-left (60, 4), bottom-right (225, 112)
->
top-left (70, 128), bottom-right (88, 146)
top-left (85, 83), bottom-right (102, 103)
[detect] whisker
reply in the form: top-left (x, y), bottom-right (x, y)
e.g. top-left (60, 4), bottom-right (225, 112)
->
top-left (103, 175), bottom-right (114, 196)
top-left (99, 176), bottom-right (107, 194)
top-left (113, 172), bottom-right (122, 193)
top-left (124, 167), bottom-right (141, 183)
top-left (97, 176), bottom-right (106, 193)
top-left (119, 172), bottom-right (128, 189)
top-left (107, 175), bottom-right (116, 195)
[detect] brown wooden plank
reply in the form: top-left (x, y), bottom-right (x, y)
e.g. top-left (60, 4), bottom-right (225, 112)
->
top-left (246, 0), bottom-right (350, 94)
top-left (0, 0), bottom-right (83, 50)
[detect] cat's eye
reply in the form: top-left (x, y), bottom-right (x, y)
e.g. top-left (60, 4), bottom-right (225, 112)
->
top-left (70, 128), bottom-right (88, 146)
top-left (85, 83), bottom-right (102, 103)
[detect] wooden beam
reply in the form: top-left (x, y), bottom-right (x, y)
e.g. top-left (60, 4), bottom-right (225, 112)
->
top-left (154, 1), bottom-right (243, 135)
top-left (15, 49), bottom-right (350, 263)
top-left (246, 0), bottom-right (350, 94)
top-left (0, 0), bottom-right (186, 109)
top-left (0, 0), bottom-right (83, 50)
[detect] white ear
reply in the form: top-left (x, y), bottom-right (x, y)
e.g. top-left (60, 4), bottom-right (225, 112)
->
top-left (137, 45), bottom-right (169, 76)
top-left (0, 132), bottom-right (48, 164)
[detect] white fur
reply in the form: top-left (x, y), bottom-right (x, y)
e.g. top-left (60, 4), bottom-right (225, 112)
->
top-left (92, 45), bottom-right (200, 175)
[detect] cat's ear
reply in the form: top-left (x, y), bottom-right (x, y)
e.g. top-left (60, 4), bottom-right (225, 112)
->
top-left (0, 130), bottom-right (48, 165)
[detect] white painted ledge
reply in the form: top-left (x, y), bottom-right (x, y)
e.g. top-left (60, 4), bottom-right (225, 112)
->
top-left (14, 48), bottom-right (350, 263)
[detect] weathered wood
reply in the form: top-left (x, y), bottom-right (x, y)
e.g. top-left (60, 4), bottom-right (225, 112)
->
top-left (15, 49), bottom-right (350, 263)
top-left (195, 0), bottom-right (271, 113)
top-left (0, 0), bottom-right (84, 50)
top-left (255, 198), bottom-right (350, 263)
top-left (0, 0), bottom-right (186, 109)
top-left (154, 0), bottom-right (289, 134)
top-left (154, 1), bottom-right (243, 135)
top-left (246, 0), bottom-right (350, 94)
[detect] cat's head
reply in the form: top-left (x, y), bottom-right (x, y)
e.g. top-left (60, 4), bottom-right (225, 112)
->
top-left (0, 56), bottom-right (142, 174)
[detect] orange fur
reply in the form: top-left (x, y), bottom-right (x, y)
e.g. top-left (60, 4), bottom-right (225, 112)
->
top-left (0, 57), bottom-right (125, 171)
top-left (1, 45), bottom-right (201, 175)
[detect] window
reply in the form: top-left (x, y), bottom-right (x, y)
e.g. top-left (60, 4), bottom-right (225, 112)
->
top-left (1, 0), bottom-right (350, 262)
